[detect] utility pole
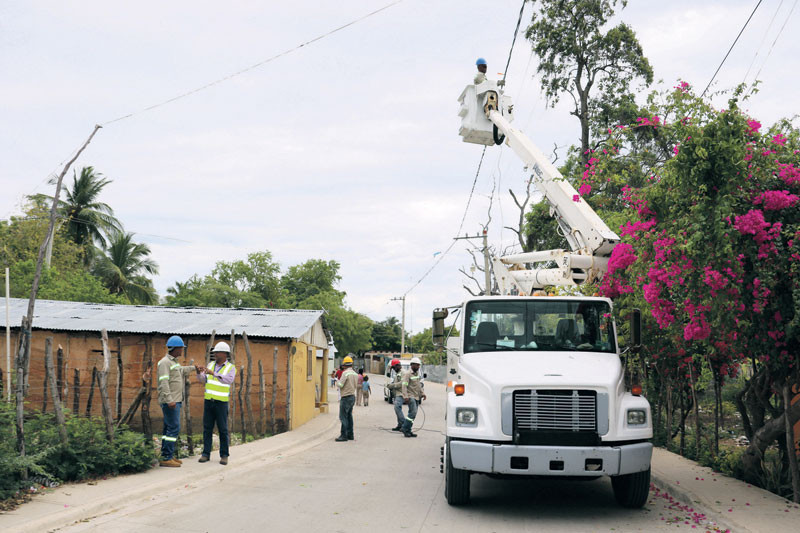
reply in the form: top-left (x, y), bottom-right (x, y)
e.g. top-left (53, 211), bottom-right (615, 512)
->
top-left (454, 228), bottom-right (492, 295)
top-left (390, 296), bottom-right (406, 355)
top-left (5, 267), bottom-right (10, 401)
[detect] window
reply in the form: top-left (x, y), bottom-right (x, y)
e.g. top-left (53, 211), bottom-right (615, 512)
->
top-left (307, 347), bottom-right (313, 380)
top-left (464, 299), bottom-right (616, 354)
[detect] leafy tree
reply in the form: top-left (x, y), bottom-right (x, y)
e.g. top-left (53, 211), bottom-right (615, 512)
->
top-left (370, 317), bottom-right (402, 351)
top-left (525, 0), bottom-right (653, 166)
top-left (93, 231), bottom-right (158, 304)
top-left (281, 259), bottom-right (344, 306)
top-left (211, 251), bottom-right (282, 306)
top-left (35, 166), bottom-right (121, 249)
top-left (596, 84), bottom-right (800, 497)
top-left (165, 275), bottom-right (267, 308)
top-left (9, 260), bottom-right (125, 304)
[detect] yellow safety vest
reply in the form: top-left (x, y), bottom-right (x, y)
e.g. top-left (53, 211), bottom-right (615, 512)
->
top-left (204, 361), bottom-right (234, 401)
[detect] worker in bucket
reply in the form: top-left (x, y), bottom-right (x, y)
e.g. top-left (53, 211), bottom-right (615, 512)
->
top-left (195, 341), bottom-right (236, 465)
top-left (398, 357), bottom-right (427, 438)
top-left (157, 335), bottom-right (194, 467)
top-left (474, 57), bottom-right (488, 84)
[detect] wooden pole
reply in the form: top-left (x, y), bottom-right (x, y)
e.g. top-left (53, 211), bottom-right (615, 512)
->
top-left (85, 367), bottom-right (97, 417)
top-left (258, 360), bottom-right (266, 436)
top-left (271, 346), bottom-right (277, 434)
top-left (115, 337), bottom-right (122, 423)
top-left (56, 344), bottom-right (64, 402)
top-left (242, 332), bottom-right (256, 437)
top-left (141, 338), bottom-right (153, 442)
top-left (72, 369), bottom-right (80, 414)
top-left (118, 386), bottom-right (145, 427)
top-left (98, 329), bottom-right (114, 442)
top-left (44, 338), bottom-right (68, 445)
top-left (229, 330), bottom-right (236, 433)
top-left (15, 316), bottom-right (30, 469)
top-left (238, 368), bottom-right (246, 443)
top-left (205, 330), bottom-right (216, 366)
top-left (42, 372), bottom-right (49, 412)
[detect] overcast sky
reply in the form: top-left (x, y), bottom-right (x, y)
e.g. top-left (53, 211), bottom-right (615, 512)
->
top-left (1, 0), bottom-right (798, 339)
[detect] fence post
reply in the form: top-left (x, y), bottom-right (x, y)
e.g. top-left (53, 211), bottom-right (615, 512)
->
top-left (238, 368), bottom-right (246, 443)
top-left (72, 369), bottom-right (80, 414)
top-left (205, 330), bottom-right (216, 366)
top-left (229, 330), bottom-right (236, 433)
top-left (183, 356), bottom-right (194, 455)
top-left (258, 360), bottom-right (266, 436)
top-left (56, 344), bottom-right (64, 402)
top-left (98, 329), bottom-right (114, 442)
top-left (271, 346), bottom-right (277, 434)
top-left (85, 367), bottom-right (97, 417)
top-left (45, 338), bottom-right (68, 445)
top-left (141, 337), bottom-right (153, 442)
top-left (115, 338), bottom-right (122, 423)
top-left (286, 343), bottom-right (291, 431)
top-left (242, 332), bottom-right (256, 437)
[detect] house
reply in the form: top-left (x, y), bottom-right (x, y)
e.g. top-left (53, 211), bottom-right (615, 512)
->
top-left (0, 298), bottom-right (331, 433)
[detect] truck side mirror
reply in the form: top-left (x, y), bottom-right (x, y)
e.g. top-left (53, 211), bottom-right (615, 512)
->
top-left (630, 308), bottom-right (642, 350)
top-left (432, 308), bottom-right (449, 351)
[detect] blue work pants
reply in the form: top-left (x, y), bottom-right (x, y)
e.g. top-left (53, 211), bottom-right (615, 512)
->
top-left (160, 402), bottom-right (182, 460)
top-left (339, 394), bottom-right (355, 439)
top-left (399, 397), bottom-right (418, 432)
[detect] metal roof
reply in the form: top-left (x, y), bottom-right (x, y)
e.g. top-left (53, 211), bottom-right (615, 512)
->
top-left (5, 298), bottom-right (324, 339)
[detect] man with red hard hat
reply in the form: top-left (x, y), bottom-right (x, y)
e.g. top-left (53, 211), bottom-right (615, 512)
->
top-left (386, 358), bottom-right (405, 431)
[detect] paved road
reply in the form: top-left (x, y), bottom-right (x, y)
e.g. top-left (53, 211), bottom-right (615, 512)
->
top-left (60, 376), bottom-right (692, 533)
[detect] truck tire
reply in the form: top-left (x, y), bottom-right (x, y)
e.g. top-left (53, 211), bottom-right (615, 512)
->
top-left (611, 468), bottom-right (650, 508)
top-left (445, 440), bottom-right (470, 505)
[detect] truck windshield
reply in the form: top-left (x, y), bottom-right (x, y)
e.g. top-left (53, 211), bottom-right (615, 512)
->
top-left (464, 299), bottom-right (616, 354)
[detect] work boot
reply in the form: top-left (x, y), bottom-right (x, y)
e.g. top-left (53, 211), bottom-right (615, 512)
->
top-left (335, 435), bottom-right (348, 442)
top-left (198, 455), bottom-right (210, 463)
top-left (220, 457), bottom-right (228, 466)
top-left (403, 430), bottom-right (417, 438)
top-left (159, 458), bottom-right (181, 467)
top-left (391, 425), bottom-right (402, 432)
top-left (175, 458), bottom-right (183, 464)
top-left (347, 435), bottom-right (354, 441)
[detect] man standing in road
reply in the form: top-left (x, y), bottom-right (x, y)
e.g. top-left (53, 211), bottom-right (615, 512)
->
top-left (387, 359), bottom-right (405, 432)
top-left (195, 341), bottom-right (236, 465)
top-left (335, 356), bottom-right (357, 442)
top-left (398, 357), bottom-right (427, 438)
top-left (157, 336), bottom-right (194, 467)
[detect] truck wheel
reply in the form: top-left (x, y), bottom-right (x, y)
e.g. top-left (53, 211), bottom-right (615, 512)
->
top-left (445, 440), bottom-right (470, 505)
top-left (611, 468), bottom-right (650, 508)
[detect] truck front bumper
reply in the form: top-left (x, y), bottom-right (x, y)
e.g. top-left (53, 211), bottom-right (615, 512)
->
top-left (449, 440), bottom-right (652, 477)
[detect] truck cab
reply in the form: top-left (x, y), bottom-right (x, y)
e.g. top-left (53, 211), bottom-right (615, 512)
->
top-left (438, 295), bottom-right (652, 507)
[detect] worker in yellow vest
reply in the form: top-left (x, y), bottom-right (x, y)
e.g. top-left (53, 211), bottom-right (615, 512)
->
top-left (195, 341), bottom-right (237, 465)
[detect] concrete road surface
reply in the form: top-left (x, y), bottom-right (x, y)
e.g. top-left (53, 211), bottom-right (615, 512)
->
top-left (57, 376), bottom-right (697, 533)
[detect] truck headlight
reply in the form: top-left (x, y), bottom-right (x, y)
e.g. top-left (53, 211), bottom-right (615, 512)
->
top-left (456, 408), bottom-right (478, 426)
top-left (627, 409), bottom-right (647, 426)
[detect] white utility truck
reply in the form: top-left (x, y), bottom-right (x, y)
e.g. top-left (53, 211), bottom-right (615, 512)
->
top-left (434, 78), bottom-right (652, 507)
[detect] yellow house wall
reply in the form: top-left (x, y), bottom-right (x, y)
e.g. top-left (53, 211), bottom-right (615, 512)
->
top-left (289, 340), bottom-right (320, 429)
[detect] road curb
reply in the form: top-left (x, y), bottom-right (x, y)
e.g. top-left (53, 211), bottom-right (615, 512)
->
top-left (10, 413), bottom-right (339, 533)
top-left (650, 470), bottom-right (746, 533)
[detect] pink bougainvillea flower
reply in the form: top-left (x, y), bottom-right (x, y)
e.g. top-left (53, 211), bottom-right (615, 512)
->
top-left (746, 119), bottom-right (761, 135)
top-left (752, 190), bottom-right (799, 210)
top-left (572, 194), bottom-right (581, 203)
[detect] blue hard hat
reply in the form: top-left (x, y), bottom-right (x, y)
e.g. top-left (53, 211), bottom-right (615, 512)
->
top-left (166, 335), bottom-right (185, 348)
top-left (476, 57), bottom-right (487, 66)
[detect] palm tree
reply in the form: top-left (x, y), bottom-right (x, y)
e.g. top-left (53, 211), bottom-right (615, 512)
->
top-left (39, 166), bottom-right (122, 248)
top-left (94, 231), bottom-right (159, 304)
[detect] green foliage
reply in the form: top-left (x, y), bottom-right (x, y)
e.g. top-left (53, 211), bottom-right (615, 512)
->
top-left (10, 259), bottom-right (126, 304)
top-left (212, 251), bottom-right (282, 305)
top-left (0, 403), bottom-right (154, 500)
top-left (371, 317), bottom-right (402, 352)
top-left (93, 231), bottom-right (159, 304)
top-left (281, 259), bottom-right (345, 307)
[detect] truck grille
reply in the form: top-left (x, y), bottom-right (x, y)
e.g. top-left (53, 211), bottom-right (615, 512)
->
top-left (513, 389), bottom-right (596, 432)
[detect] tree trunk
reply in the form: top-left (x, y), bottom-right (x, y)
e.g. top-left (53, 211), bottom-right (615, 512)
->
top-left (44, 338), bottom-right (68, 445)
top-left (783, 382), bottom-right (800, 503)
top-left (243, 332), bottom-right (256, 437)
top-left (98, 330), bottom-right (115, 442)
top-left (714, 378), bottom-right (720, 457)
top-left (679, 392), bottom-right (686, 456)
top-left (689, 363), bottom-right (701, 458)
top-left (741, 399), bottom-right (800, 485)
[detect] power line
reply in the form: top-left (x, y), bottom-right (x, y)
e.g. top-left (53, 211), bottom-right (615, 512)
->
top-left (747, 0), bottom-right (798, 92)
top-left (502, 0), bottom-right (528, 82)
top-left (701, 0), bottom-right (763, 97)
top-left (101, 0), bottom-right (405, 125)
top-left (742, 0), bottom-right (785, 84)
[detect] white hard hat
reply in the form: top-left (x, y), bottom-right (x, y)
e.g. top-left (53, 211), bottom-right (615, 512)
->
top-left (410, 357), bottom-right (422, 365)
top-left (212, 341), bottom-right (231, 353)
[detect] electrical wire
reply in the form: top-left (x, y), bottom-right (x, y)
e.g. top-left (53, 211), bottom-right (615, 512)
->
top-left (701, 0), bottom-right (764, 97)
top-left (747, 0), bottom-right (798, 93)
top-left (101, 0), bottom-right (405, 125)
top-left (742, 0), bottom-right (785, 84)
top-left (502, 0), bottom-right (528, 83)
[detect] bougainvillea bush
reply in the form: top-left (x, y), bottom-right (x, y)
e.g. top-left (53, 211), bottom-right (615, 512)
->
top-left (580, 84), bottom-right (800, 492)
